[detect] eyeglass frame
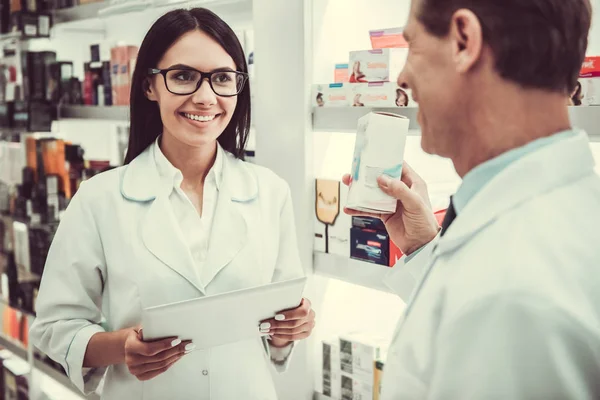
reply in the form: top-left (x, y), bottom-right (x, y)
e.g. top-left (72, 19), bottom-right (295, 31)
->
top-left (147, 67), bottom-right (249, 97)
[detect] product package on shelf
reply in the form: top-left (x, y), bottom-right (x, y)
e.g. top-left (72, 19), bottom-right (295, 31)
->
top-left (313, 83), bottom-right (350, 108)
top-left (322, 339), bottom-right (342, 399)
top-left (349, 48), bottom-right (408, 83)
top-left (369, 27), bottom-right (408, 49)
top-left (577, 56), bottom-right (600, 106)
top-left (341, 374), bottom-right (372, 400)
top-left (334, 63), bottom-right (349, 83)
top-left (2, 355), bottom-right (30, 400)
top-left (314, 179), bottom-right (351, 256)
top-left (350, 82), bottom-right (416, 108)
top-left (27, 51), bottom-right (56, 101)
top-left (48, 61), bottom-right (73, 104)
top-left (350, 226), bottom-right (390, 266)
top-left (339, 332), bottom-right (389, 400)
top-left (374, 358), bottom-right (385, 400)
top-left (110, 44), bottom-right (139, 106)
top-left (346, 112), bottom-right (409, 214)
top-left (352, 216), bottom-right (403, 266)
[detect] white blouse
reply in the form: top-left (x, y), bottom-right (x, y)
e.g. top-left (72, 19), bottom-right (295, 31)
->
top-left (153, 138), bottom-right (293, 365)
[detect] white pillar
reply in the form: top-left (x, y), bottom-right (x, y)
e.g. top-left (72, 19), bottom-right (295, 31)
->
top-left (253, 0), bottom-right (317, 398)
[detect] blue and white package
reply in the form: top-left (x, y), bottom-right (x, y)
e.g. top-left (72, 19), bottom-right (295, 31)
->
top-left (346, 112), bottom-right (409, 214)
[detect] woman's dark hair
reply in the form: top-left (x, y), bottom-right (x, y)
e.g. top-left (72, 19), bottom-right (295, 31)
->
top-left (571, 81), bottom-right (583, 106)
top-left (124, 8), bottom-right (251, 164)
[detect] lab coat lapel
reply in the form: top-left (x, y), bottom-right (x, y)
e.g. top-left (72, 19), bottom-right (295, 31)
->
top-left (120, 143), bottom-right (205, 294)
top-left (199, 151), bottom-right (257, 289)
top-left (141, 194), bottom-right (205, 294)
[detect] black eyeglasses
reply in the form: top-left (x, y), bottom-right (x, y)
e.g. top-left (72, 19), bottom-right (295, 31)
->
top-left (148, 67), bottom-right (248, 97)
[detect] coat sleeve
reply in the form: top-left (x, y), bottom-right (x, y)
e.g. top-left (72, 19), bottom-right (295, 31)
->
top-left (429, 293), bottom-right (600, 399)
top-left (385, 234), bottom-right (439, 303)
top-left (262, 180), bottom-right (305, 372)
top-left (29, 180), bottom-right (108, 395)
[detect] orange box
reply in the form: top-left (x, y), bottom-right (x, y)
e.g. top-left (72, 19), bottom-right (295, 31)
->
top-left (389, 239), bottom-right (403, 267)
top-left (334, 63), bottom-right (349, 83)
top-left (369, 27), bottom-right (408, 49)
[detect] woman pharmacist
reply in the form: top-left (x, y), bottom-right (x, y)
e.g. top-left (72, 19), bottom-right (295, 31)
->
top-left (29, 8), bottom-right (315, 400)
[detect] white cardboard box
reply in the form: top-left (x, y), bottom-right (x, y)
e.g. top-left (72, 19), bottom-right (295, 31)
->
top-left (350, 82), bottom-right (417, 108)
top-left (346, 113), bottom-right (409, 214)
top-left (339, 332), bottom-right (389, 384)
top-left (349, 48), bottom-right (408, 83)
top-left (341, 373), bottom-right (373, 400)
top-left (322, 339), bottom-right (342, 399)
top-left (313, 83), bottom-right (351, 108)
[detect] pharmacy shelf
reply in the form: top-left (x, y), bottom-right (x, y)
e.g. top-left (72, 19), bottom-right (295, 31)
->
top-left (313, 106), bottom-right (600, 141)
top-left (313, 106), bottom-right (420, 132)
top-left (313, 252), bottom-right (394, 293)
top-left (0, 335), bottom-right (98, 400)
top-left (0, 333), bottom-right (28, 360)
top-left (33, 355), bottom-right (100, 400)
top-left (52, 0), bottom-right (252, 25)
top-left (58, 105), bottom-right (129, 120)
top-left (52, 1), bottom-right (108, 24)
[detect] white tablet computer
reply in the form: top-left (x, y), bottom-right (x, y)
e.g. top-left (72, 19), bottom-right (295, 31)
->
top-left (141, 277), bottom-right (307, 349)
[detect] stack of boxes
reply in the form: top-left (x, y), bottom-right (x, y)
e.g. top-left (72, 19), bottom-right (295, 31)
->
top-left (313, 27), bottom-right (416, 109)
top-left (322, 333), bottom-right (388, 400)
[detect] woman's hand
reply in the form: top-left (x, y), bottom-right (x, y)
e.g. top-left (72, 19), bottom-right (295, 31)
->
top-left (124, 328), bottom-right (193, 381)
top-left (259, 298), bottom-right (315, 347)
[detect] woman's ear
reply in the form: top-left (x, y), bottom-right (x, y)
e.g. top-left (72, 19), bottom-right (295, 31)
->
top-left (144, 78), bottom-right (157, 101)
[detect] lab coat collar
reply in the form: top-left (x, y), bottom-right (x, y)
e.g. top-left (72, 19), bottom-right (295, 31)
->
top-left (436, 130), bottom-right (595, 255)
top-left (120, 141), bottom-right (257, 203)
top-left (120, 141), bottom-right (258, 293)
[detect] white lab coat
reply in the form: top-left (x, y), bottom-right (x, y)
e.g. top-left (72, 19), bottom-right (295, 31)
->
top-left (381, 131), bottom-right (600, 399)
top-left (29, 143), bottom-right (304, 400)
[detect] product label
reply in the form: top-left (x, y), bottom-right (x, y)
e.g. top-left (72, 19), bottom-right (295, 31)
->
top-left (581, 57), bottom-right (600, 75)
top-left (24, 24), bottom-right (37, 36)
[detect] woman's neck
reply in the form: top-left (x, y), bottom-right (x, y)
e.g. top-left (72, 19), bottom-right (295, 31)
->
top-left (159, 133), bottom-right (217, 189)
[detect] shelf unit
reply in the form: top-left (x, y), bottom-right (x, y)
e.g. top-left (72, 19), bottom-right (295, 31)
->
top-left (313, 106), bottom-right (600, 141)
top-left (58, 105), bottom-right (129, 120)
top-left (51, 0), bottom-right (253, 25)
top-left (313, 252), bottom-right (394, 293)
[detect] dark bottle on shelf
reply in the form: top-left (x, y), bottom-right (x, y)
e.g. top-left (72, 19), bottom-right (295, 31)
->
top-left (5, 250), bottom-right (21, 308)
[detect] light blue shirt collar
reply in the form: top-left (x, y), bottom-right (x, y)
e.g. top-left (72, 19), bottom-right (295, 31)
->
top-left (453, 129), bottom-right (578, 214)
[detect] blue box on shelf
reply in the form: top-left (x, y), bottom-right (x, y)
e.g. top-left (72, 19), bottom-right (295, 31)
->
top-left (351, 216), bottom-right (386, 232)
top-left (350, 227), bottom-right (390, 266)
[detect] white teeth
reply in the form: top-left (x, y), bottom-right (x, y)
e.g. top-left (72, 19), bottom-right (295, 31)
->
top-left (184, 113), bottom-right (217, 122)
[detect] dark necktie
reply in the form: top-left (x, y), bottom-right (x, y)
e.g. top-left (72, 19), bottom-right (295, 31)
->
top-left (440, 197), bottom-right (456, 236)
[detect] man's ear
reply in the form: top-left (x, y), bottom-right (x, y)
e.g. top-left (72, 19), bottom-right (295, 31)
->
top-left (144, 78), bottom-right (157, 101)
top-left (448, 9), bottom-right (483, 74)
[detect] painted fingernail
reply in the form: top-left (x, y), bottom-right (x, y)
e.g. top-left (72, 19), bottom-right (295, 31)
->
top-left (275, 314), bottom-right (285, 321)
top-left (171, 338), bottom-right (182, 347)
top-left (260, 322), bottom-right (271, 330)
top-left (185, 343), bottom-right (196, 352)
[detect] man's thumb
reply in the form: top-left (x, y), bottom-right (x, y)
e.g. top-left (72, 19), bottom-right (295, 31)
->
top-left (378, 175), bottom-right (422, 210)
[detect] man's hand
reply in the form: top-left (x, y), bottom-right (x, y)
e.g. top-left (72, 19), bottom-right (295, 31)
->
top-left (343, 163), bottom-right (440, 255)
